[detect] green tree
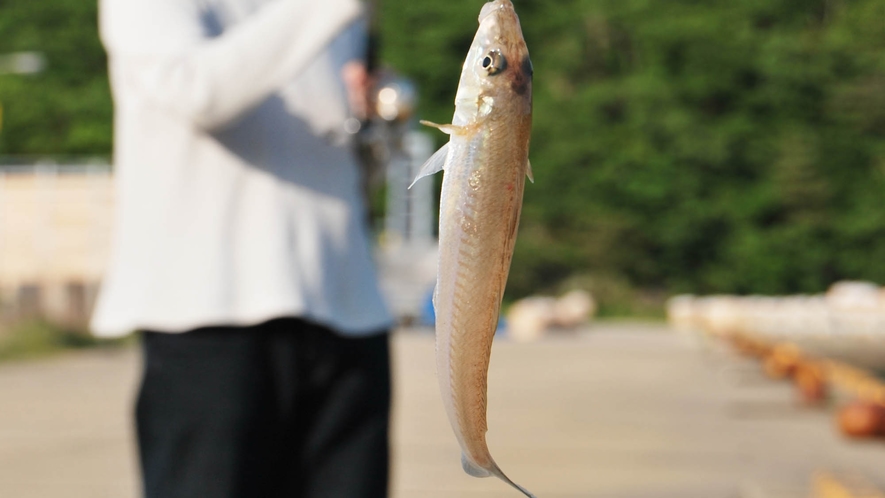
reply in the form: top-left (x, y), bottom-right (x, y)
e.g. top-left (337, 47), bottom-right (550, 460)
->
top-left (3, 0), bottom-right (884, 313)
top-left (380, 0), bottom-right (885, 310)
top-left (0, 0), bottom-right (112, 157)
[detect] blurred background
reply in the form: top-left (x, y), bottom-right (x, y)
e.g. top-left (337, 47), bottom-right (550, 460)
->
top-left (0, 0), bottom-right (884, 496)
top-left (382, 0), bottom-right (885, 315)
top-left (3, 0), bottom-right (885, 319)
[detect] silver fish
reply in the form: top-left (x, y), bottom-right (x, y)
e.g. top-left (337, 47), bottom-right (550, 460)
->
top-left (411, 0), bottom-right (535, 496)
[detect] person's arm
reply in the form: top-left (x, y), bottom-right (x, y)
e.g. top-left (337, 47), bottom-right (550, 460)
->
top-left (100, 0), bottom-right (362, 129)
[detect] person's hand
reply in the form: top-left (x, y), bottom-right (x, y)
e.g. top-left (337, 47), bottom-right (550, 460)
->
top-left (341, 61), bottom-right (374, 120)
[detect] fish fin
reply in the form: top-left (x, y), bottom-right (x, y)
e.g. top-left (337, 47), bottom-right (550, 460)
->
top-left (464, 455), bottom-right (538, 498)
top-left (461, 453), bottom-right (491, 478)
top-left (409, 142), bottom-right (450, 189)
top-left (488, 463), bottom-right (538, 498)
top-left (525, 158), bottom-right (534, 183)
top-left (493, 471), bottom-right (538, 498)
top-left (420, 120), bottom-right (462, 135)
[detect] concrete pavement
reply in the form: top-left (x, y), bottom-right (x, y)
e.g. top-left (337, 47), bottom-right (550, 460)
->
top-left (0, 323), bottom-right (882, 497)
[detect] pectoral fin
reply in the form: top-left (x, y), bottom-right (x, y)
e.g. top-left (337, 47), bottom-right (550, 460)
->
top-left (409, 142), bottom-right (450, 189)
top-left (420, 120), bottom-right (464, 135)
top-left (525, 158), bottom-right (534, 183)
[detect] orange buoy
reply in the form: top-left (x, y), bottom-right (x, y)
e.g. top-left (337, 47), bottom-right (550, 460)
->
top-left (837, 402), bottom-right (885, 438)
top-left (794, 362), bottom-right (827, 404)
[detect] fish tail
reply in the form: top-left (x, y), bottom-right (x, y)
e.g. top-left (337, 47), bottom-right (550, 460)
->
top-left (491, 467), bottom-right (537, 498)
top-left (461, 453), bottom-right (537, 497)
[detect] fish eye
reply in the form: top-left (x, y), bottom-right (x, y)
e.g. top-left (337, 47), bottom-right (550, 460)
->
top-left (481, 50), bottom-right (506, 75)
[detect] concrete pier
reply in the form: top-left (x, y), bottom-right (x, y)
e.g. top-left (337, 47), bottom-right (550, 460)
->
top-left (0, 324), bottom-right (881, 497)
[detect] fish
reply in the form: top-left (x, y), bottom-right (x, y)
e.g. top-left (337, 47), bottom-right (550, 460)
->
top-left (410, 0), bottom-right (535, 496)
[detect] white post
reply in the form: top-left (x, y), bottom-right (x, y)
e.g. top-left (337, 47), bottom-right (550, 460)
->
top-left (403, 131), bottom-right (434, 245)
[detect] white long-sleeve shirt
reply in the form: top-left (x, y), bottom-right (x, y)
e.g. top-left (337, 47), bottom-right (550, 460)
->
top-left (91, 0), bottom-right (393, 337)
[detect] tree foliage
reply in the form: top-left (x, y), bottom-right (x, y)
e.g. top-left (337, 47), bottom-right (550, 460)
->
top-left (380, 0), bottom-right (885, 306)
top-left (0, 0), bottom-right (112, 156)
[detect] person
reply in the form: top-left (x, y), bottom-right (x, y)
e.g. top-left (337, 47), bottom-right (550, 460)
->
top-left (92, 1), bottom-right (394, 497)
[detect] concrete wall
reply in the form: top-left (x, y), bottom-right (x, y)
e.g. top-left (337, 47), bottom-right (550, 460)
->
top-left (0, 165), bottom-right (113, 329)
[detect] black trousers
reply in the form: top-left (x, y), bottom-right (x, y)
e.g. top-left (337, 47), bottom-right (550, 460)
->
top-left (136, 318), bottom-right (391, 498)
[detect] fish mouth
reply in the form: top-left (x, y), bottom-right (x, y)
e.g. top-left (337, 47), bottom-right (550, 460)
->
top-left (478, 0), bottom-right (514, 23)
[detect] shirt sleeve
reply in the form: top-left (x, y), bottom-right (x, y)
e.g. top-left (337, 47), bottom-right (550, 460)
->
top-left (100, 0), bottom-right (363, 129)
